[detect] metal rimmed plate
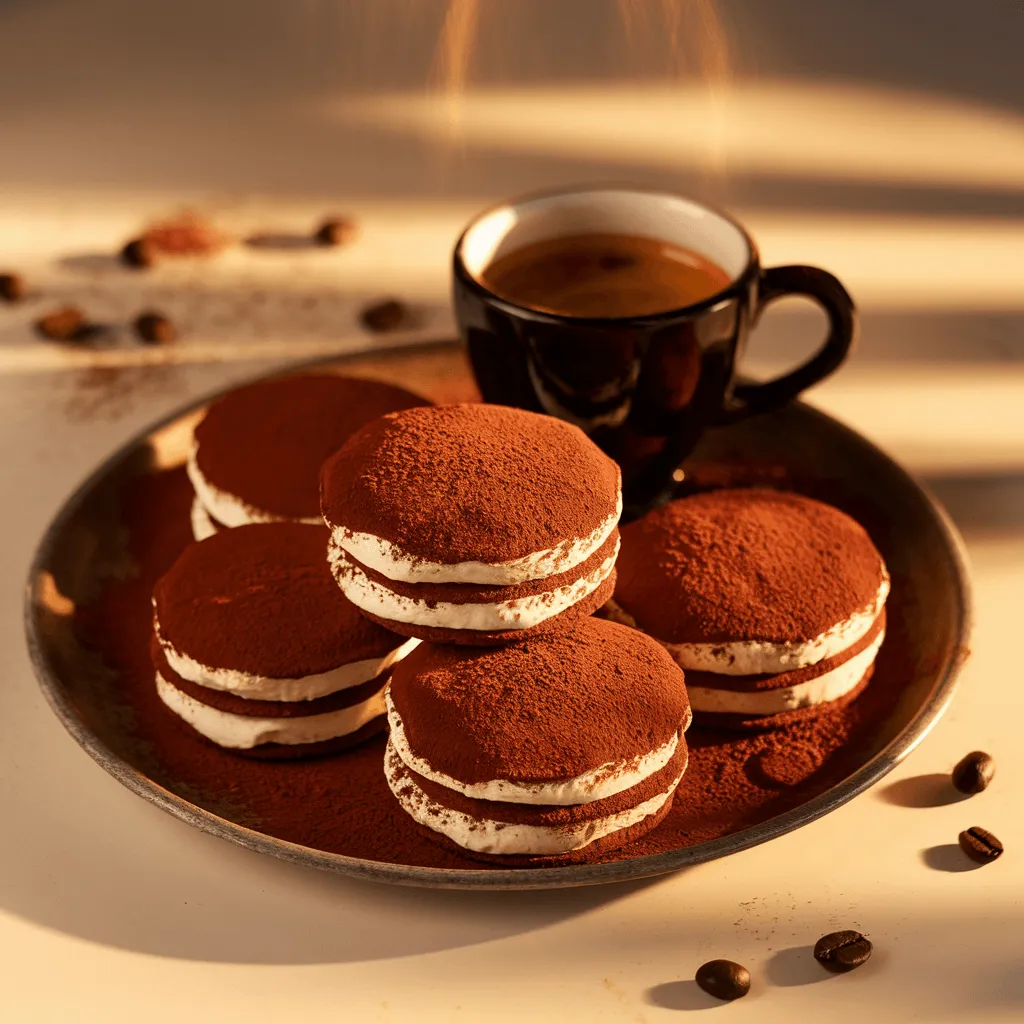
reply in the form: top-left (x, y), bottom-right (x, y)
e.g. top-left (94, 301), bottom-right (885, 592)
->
top-left (24, 340), bottom-right (972, 889)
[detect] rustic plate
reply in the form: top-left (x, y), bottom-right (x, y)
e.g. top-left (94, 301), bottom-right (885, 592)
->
top-left (24, 339), bottom-right (971, 889)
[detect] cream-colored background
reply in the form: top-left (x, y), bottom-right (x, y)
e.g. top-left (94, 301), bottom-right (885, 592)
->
top-left (2, 2), bottom-right (1023, 1020)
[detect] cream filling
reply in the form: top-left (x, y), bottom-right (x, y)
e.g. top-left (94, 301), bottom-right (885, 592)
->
top-left (386, 688), bottom-right (686, 806)
top-left (328, 536), bottom-right (618, 632)
top-left (328, 490), bottom-right (622, 585)
top-left (190, 496), bottom-right (219, 542)
top-left (384, 740), bottom-right (685, 856)
top-left (664, 573), bottom-right (890, 676)
top-left (154, 610), bottom-right (419, 701)
top-left (688, 627), bottom-right (885, 716)
top-left (186, 440), bottom-right (321, 528)
top-left (156, 672), bottom-right (385, 749)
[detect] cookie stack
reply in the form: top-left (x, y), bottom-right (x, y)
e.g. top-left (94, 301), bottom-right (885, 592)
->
top-left (612, 489), bottom-right (890, 729)
top-left (186, 373), bottom-right (427, 540)
top-left (320, 403), bottom-right (693, 863)
top-left (151, 522), bottom-right (415, 757)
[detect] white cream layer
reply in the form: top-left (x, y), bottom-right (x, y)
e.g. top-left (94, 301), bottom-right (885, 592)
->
top-left (190, 496), bottom-right (219, 542)
top-left (665, 573), bottom-right (890, 676)
top-left (156, 672), bottom-right (385, 749)
top-left (688, 626), bottom-right (885, 716)
top-left (384, 740), bottom-right (685, 856)
top-left (328, 490), bottom-right (621, 585)
top-left (154, 611), bottom-right (419, 701)
top-left (186, 440), bottom-right (321, 529)
top-left (328, 536), bottom-right (618, 632)
top-left (386, 688), bottom-right (686, 806)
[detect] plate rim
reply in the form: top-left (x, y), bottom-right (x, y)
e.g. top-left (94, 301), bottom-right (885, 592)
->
top-left (23, 338), bottom-right (974, 890)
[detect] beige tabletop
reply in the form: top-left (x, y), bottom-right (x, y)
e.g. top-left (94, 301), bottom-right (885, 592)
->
top-left (2, 2), bottom-right (1023, 1021)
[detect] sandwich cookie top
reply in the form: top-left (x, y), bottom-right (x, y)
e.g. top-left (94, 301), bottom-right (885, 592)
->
top-left (153, 522), bottom-right (415, 702)
top-left (386, 617), bottom-right (691, 806)
top-left (320, 403), bottom-right (622, 585)
top-left (615, 488), bottom-right (889, 676)
top-left (189, 373), bottom-right (429, 527)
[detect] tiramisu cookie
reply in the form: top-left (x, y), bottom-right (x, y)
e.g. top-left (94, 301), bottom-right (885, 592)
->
top-left (321, 404), bottom-right (622, 645)
top-left (151, 522), bottom-right (416, 757)
top-left (384, 618), bottom-right (691, 864)
top-left (613, 489), bottom-right (890, 726)
top-left (187, 373), bottom-right (428, 538)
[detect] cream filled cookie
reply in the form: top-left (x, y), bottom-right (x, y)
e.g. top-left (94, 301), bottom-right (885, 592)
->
top-left (321, 403), bottom-right (622, 645)
top-left (187, 373), bottom-right (428, 538)
top-left (151, 522), bottom-right (416, 757)
top-left (384, 617), bottom-right (691, 864)
top-left (612, 488), bottom-right (890, 726)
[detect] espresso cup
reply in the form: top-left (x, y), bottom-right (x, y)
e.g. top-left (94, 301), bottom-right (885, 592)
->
top-left (452, 186), bottom-right (856, 516)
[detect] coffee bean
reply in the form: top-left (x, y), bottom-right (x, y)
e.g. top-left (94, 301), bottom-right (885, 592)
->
top-left (133, 311), bottom-right (177, 345)
top-left (952, 751), bottom-right (995, 795)
top-left (121, 237), bottom-right (156, 269)
top-left (314, 217), bottom-right (357, 247)
top-left (0, 272), bottom-right (26, 302)
top-left (814, 930), bottom-right (873, 972)
top-left (959, 826), bottom-right (1003, 864)
top-left (359, 298), bottom-right (414, 333)
top-left (694, 959), bottom-right (750, 1001)
top-left (35, 306), bottom-right (88, 341)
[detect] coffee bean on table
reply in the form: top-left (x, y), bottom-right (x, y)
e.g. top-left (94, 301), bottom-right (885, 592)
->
top-left (814, 930), bottom-right (873, 972)
top-left (120, 237), bottom-right (156, 268)
top-left (359, 298), bottom-right (414, 333)
top-left (958, 826), bottom-right (1003, 864)
top-left (314, 217), bottom-right (357, 247)
top-left (0, 272), bottom-right (26, 302)
top-left (952, 751), bottom-right (995, 794)
top-left (35, 306), bottom-right (88, 341)
top-left (133, 310), bottom-right (177, 344)
top-left (694, 959), bottom-right (750, 1000)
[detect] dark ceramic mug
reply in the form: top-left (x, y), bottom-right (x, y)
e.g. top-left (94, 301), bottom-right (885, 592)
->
top-left (452, 186), bottom-right (856, 517)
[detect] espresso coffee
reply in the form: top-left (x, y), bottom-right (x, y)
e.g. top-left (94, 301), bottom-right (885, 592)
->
top-left (481, 233), bottom-right (732, 318)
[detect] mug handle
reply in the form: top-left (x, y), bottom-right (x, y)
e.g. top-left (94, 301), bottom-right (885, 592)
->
top-left (723, 265), bottom-right (857, 421)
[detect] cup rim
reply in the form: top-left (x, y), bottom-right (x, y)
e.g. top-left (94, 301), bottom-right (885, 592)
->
top-left (452, 184), bottom-right (761, 326)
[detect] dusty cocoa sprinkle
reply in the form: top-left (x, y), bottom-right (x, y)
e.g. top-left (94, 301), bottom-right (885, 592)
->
top-left (752, 740), bottom-right (825, 788)
top-left (153, 522), bottom-right (404, 679)
top-left (359, 299), bottom-right (415, 333)
top-left (0, 272), bottom-right (26, 302)
top-left (320, 404), bottom-right (621, 565)
top-left (616, 488), bottom-right (886, 645)
top-left (152, 639), bottom-right (387, 718)
top-left (389, 617), bottom-right (690, 784)
top-left (134, 310), bottom-right (177, 345)
top-left (72, 466), bottom-right (913, 871)
top-left (194, 373), bottom-right (429, 520)
top-left (35, 306), bottom-right (88, 341)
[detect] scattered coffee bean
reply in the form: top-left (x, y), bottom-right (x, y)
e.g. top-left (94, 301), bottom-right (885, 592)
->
top-left (694, 959), bottom-right (750, 1001)
top-left (0, 272), bottom-right (26, 302)
top-left (952, 751), bottom-right (995, 795)
top-left (314, 217), bottom-right (358, 247)
top-left (959, 826), bottom-right (1003, 864)
top-left (121, 237), bottom-right (156, 269)
top-left (814, 930), bottom-right (873, 972)
top-left (359, 298), bottom-right (414, 333)
top-left (35, 306), bottom-right (88, 341)
top-left (133, 311), bottom-right (177, 345)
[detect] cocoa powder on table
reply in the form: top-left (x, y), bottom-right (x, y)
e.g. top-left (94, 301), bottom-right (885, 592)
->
top-left (74, 466), bottom-right (910, 870)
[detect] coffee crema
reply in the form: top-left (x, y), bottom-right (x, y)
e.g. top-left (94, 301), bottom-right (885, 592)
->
top-left (480, 232), bottom-right (732, 318)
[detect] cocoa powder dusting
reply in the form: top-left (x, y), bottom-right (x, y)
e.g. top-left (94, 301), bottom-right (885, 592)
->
top-left (194, 374), bottom-right (429, 520)
top-left (320, 404), bottom-right (621, 565)
top-left (616, 488), bottom-right (887, 645)
top-left (74, 468), bottom-right (911, 870)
